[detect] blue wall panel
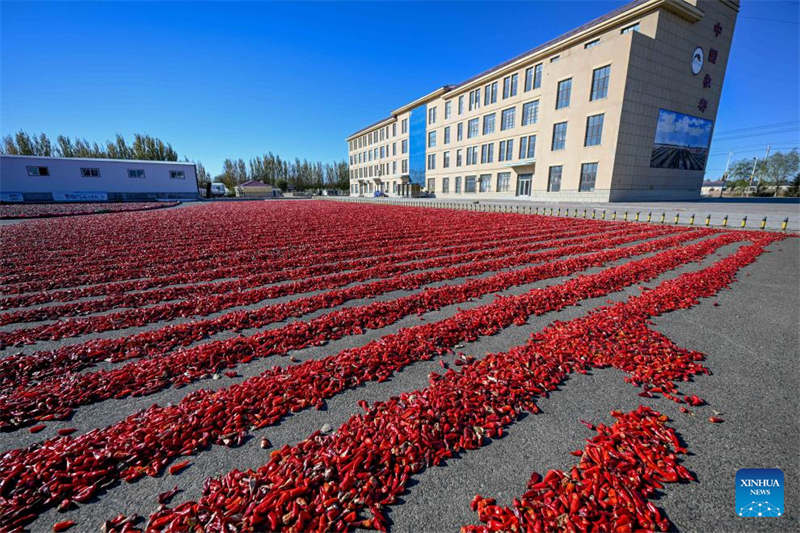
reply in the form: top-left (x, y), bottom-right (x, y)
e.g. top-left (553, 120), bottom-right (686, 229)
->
top-left (408, 104), bottom-right (427, 186)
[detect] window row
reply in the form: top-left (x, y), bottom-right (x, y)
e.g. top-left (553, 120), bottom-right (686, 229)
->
top-left (26, 166), bottom-right (185, 179)
top-left (427, 172), bottom-right (513, 194)
top-left (350, 121), bottom-right (404, 151)
top-left (350, 140), bottom-right (405, 165)
top-left (350, 159), bottom-right (407, 179)
top-left (550, 113), bottom-right (605, 151)
top-left (547, 162), bottom-right (599, 192)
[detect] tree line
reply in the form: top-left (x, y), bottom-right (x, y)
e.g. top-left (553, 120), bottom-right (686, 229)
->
top-left (722, 149), bottom-right (800, 196)
top-left (215, 154), bottom-right (349, 192)
top-left (1, 130), bottom-right (349, 191)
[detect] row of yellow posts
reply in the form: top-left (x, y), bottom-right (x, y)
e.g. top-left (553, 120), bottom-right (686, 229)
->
top-left (342, 197), bottom-right (789, 231)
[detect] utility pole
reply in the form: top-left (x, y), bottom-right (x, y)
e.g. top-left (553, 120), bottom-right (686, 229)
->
top-left (722, 151), bottom-right (733, 197)
top-left (747, 145), bottom-right (771, 197)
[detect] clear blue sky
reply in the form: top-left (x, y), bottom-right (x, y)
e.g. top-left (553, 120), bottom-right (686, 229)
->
top-left (1, 1), bottom-right (798, 178)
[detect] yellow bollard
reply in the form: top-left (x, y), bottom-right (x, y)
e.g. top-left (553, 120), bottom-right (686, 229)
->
top-left (722, 215), bottom-right (728, 228)
top-left (660, 212), bottom-right (666, 224)
top-left (741, 216), bottom-right (747, 229)
top-left (782, 217), bottom-right (788, 231)
top-left (592, 209), bottom-right (597, 219)
top-left (760, 217), bottom-right (767, 230)
top-left (647, 211), bottom-right (652, 223)
top-left (557, 207), bottom-right (561, 217)
top-left (635, 211), bottom-right (640, 222)
top-left (601, 210), bottom-right (606, 220)
top-left (705, 214), bottom-right (711, 227)
top-left (689, 214), bottom-right (695, 226)
top-left (574, 208), bottom-right (578, 217)
top-left (612, 211), bottom-right (617, 221)
top-left (623, 211), bottom-right (628, 221)
top-left (583, 209), bottom-right (587, 218)
top-left (674, 213), bottom-right (680, 225)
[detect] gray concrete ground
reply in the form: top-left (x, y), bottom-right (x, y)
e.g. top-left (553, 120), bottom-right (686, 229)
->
top-left (0, 208), bottom-right (797, 533)
top-left (336, 196), bottom-right (800, 231)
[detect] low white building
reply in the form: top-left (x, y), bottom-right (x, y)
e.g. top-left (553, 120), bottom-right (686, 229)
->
top-left (0, 155), bottom-right (199, 202)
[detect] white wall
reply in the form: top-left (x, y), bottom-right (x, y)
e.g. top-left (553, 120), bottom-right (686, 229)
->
top-left (0, 156), bottom-right (199, 201)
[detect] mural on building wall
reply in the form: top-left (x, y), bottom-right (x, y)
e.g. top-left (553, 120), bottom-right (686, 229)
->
top-left (650, 109), bottom-right (713, 171)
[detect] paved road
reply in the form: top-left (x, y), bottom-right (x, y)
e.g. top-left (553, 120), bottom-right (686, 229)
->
top-left (341, 196), bottom-right (800, 231)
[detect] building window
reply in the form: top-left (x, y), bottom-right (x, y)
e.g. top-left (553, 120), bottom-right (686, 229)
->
top-left (455, 176), bottom-right (462, 193)
top-left (443, 151), bottom-right (451, 168)
top-left (591, 65), bottom-right (611, 101)
top-left (548, 165), bottom-right (563, 192)
top-left (468, 118), bottom-right (479, 139)
top-left (469, 89), bottom-right (481, 111)
top-left (457, 122), bottom-right (464, 141)
top-left (498, 139), bottom-right (514, 162)
top-left (444, 126), bottom-right (451, 144)
top-left (483, 113), bottom-right (496, 135)
top-left (585, 114), bottom-right (605, 146)
top-left (458, 95), bottom-right (464, 115)
top-left (480, 143), bottom-right (494, 164)
top-left (428, 131), bottom-right (437, 148)
top-left (128, 169), bottom-right (146, 178)
top-left (580, 162), bottom-right (598, 192)
top-left (479, 174), bottom-right (492, 192)
top-left (427, 178), bottom-right (436, 191)
top-left (521, 100), bottom-right (539, 126)
top-left (445, 100), bottom-right (452, 119)
top-left (392, 123), bottom-right (397, 137)
top-left (465, 175), bottom-right (477, 193)
top-left (497, 172), bottom-right (511, 192)
top-left (519, 135), bottom-right (536, 159)
top-left (621, 22), bottom-right (640, 34)
top-left (169, 170), bottom-right (185, 179)
top-left (402, 159), bottom-right (408, 173)
top-left (393, 142), bottom-right (397, 156)
top-left (402, 118), bottom-right (408, 134)
top-left (550, 55), bottom-right (560, 63)
top-left (427, 153), bottom-right (436, 170)
top-left (552, 122), bottom-right (568, 151)
top-left (429, 107), bottom-right (437, 125)
top-left (483, 82), bottom-right (497, 106)
top-left (80, 168), bottom-right (100, 177)
top-left (501, 107), bottom-right (516, 131)
top-left (502, 73), bottom-right (518, 99)
top-left (456, 149), bottom-right (463, 167)
top-left (26, 166), bottom-right (50, 176)
top-left (393, 161), bottom-right (397, 174)
top-left (466, 146), bottom-right (475, 166)
top-left (402, 139), bottom-right (408, 154)
top-left (584, 39), bottom-right (600, 49)
top-left (556, 78), bottom-right (572, 109)
top-left (442, 177), bottom-right (450, 193)
top-left (524, 63), bottom-right (543, 91)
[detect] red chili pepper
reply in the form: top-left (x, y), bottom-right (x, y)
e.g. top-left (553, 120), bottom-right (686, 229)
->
top-left (52, 519), bottom-right (76, 532)
top-left (709, 417), bottom-right (724, 423)
top-left (168, 460), bottom-right (191, 475)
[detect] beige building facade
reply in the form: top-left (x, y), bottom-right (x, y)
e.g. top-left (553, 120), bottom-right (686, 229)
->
top-left (346, 0), bottom-right (738, 202)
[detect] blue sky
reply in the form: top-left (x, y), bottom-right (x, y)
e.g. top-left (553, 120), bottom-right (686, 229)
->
top-left (1, 1), bottom-right (798, 178)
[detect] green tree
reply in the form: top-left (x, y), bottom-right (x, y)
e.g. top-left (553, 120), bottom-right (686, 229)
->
top-left (762, 149), bottom-right (799, 196)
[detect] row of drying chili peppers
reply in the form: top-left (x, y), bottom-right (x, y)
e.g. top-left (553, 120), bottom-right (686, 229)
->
top-left (0, 220), bottom-right (573, 310)
top-left (1, 209), bottom-right (552, 301)
top-left (0, 222), bottom-right (617, 323)
top-left (0, 227), bottom-right (701, 430)
top-left (0, 202), bottom-right (180, 220)
top-left (0, 230), bottom-right (741, 529)
top-left (139, 232), bottom-right (781, 533)
top-left (1, 203), bottom-right (564, 291)
top-left (0, 224), bottom-right (646, 391)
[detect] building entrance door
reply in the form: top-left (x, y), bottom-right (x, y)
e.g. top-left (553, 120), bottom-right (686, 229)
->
top-left (516, 174), bottom-right (532, 196)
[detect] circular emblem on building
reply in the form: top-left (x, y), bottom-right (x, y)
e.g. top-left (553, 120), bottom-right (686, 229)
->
top-left (691, 46), bottom-right (704, 75)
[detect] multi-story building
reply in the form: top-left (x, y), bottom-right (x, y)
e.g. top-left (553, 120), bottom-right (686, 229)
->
top-left (346, 0), bottom-right (738, 201)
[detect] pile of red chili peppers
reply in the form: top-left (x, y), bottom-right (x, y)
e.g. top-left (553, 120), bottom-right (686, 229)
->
top-left (0, 201), bottom-right (787, 532)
